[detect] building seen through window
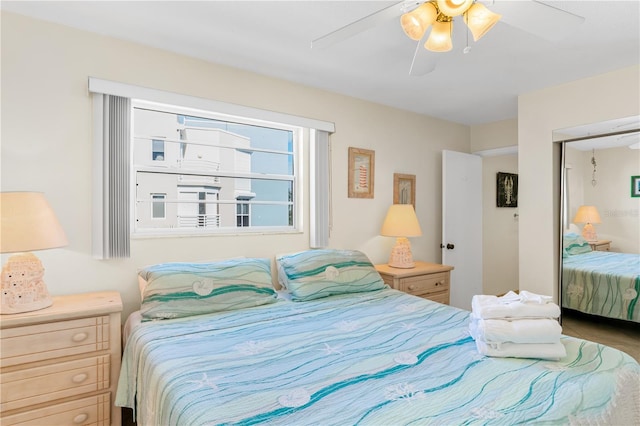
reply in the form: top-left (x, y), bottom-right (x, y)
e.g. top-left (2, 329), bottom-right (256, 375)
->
top-left (132, 102), bottom-right (298, 235)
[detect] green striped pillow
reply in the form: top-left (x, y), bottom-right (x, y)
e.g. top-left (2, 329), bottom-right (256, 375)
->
top-left (563, 233), bottom-right (592, 255)
top-left (140, 258), bottom-right (277, 320)
top-left (276, 249), bottom-right (386, 301)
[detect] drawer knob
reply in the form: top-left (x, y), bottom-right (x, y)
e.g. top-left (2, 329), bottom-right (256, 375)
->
top-left (73, 413), bottom-right (89, 424)
top-left (408, 285), bottom-right (415, 291)
top-left (72, 373), bottom-right (88, 383)
top-left (72, 332), bottom-right (88, 342)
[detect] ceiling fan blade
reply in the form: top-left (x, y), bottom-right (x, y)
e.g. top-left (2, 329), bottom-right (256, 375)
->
top-left (409, 40), bottom-right (437, 76)
top-left (312, 1), bottom-right (408, 49)
top-left (492, 0), bottom-right (585, 42)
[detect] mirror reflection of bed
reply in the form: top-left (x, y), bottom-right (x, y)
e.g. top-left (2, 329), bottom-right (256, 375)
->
top-left (556, 117), bottom-right (640, 360)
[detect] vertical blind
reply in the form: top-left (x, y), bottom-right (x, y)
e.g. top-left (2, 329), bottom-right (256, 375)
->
top-left (310, 130), bottom-right (331, 248)
top-left (93, 94), bottom-right (131, 259)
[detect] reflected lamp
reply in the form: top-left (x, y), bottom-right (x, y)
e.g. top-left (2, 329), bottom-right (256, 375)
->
top-left (1, 192), bottom-right (68, 314)
top-left (380, 204), bottom-right (422, 268)
top-left (572, 205), bottom-right (601, 242)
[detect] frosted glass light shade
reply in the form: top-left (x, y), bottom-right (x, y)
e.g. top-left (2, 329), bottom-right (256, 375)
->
top-left (401, 2), bottom-right (438, 41)
top-left (425, 20), bottom-right (453, 52)
top-left (464, 3), bottom-right (502, 41)
top-left (437, 0), bottom-right (473, 17)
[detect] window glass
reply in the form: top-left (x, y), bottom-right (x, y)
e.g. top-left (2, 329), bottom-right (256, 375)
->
top-left (133, 103), bottom-right (300, 235)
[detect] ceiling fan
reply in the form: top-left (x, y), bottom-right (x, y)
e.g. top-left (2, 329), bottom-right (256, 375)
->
top-left (311, 0), bottom-right (585, 76)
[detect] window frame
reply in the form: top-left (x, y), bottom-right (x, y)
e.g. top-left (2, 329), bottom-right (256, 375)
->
top-left (131, 100), bottom-right (304, 238)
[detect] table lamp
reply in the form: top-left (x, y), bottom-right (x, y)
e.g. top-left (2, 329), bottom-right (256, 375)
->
top-left (573, 205), bottom-right (601, 242)
top-left (0, 192), bottom-right (68, 314)
top-left (380, 204), bottom-right (422, 268)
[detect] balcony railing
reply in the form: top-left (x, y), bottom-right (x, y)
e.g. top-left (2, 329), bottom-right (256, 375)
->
top-left (177, 214), bottom-right (220, 228)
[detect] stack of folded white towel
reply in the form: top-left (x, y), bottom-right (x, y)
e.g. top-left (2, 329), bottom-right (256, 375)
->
top-left (469, 290), bottom-right (566, 360)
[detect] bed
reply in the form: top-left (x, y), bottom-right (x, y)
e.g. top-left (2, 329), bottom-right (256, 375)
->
top-left (562, 234), bottom-right (640, 323)
top-left (117, 252), bottom-right (640, 425)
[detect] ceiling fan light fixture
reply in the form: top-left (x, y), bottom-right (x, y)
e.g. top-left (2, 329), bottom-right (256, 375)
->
top-left (464, 3), bottom-right (502, 41)
top-left (401, 2), bottom-right (438, 41)
top-left (436, 0), bottom-right (474, 17)
top-left (425, 19), bottom-right (453, 52)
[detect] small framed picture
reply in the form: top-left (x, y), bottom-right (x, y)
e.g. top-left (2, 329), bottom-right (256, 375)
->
top-left (632, 175), bottom-right (640, 197)
top-left (348, 147), bottom-right (375, 198)
top-left (393, 173), bottom-right (416, 209)
top-left (497, 172), bottom-right (518, 207)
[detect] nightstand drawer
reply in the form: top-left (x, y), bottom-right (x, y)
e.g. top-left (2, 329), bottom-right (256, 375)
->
top-left (1, 355), bottom-right (110, 412)
top-left (0, 316), bottom-right (110, 368)
top-left (0, 393), bottom-right (110, 426)
top-left (425, 291), bottom-right (449, 305)
top-left (397, 273), bottom-right (449, 296)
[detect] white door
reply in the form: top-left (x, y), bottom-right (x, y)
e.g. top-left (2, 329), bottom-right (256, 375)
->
top-left (442, 150), bottom-right (483, 310)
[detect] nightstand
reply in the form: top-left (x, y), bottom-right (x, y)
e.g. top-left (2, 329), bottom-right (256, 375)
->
top-left (0, 291), bottom-right (122, 426)
top-left (589, 240), bottom-right (611, 251)
top-left (375, 261), bottom-right (454, 304)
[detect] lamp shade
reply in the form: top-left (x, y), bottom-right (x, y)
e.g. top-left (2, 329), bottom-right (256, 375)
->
top-left (381, 204), bottom-right (422, 237)
top-left (0, 192), bottom-right (68, 253)
top-left (573, 205), bottom-right (601, 225)
top-left (425, 20), bottom-right (453, 52)
top-left (464, 3), bottom-right (502, 41)
top-left (401, 2), bottom-right (438, 41)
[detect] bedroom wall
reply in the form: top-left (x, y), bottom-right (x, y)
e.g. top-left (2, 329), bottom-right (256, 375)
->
top-left (518, 65), bottom-right (640, 300)
top-left (0, 12), bottom-right (470, 319)
top-left (578, 147), bottom-right (640, 253)
top-left (471, 119), bottom-right (519, 296)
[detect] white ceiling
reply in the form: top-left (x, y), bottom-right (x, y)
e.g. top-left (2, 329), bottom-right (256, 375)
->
top-left (3, 1), bottom-right (639, 126)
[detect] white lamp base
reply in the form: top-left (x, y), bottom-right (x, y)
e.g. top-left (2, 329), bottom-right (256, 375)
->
top-left (1, 252), bottom-right (53, 314)
top-left (388, 237), bottom-right (415, 269)
top-left (581, 223), bottom-right (598, 242)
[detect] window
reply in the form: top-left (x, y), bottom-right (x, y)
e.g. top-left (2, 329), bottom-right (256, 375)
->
top-left (151, 193), bottom-right (166, 218)
top-left (133, 100), bottom-right (301, 235)
top-left (236, 200), bottom-right (250, 227)
top-left (152, 139), bottom-right (165, 161)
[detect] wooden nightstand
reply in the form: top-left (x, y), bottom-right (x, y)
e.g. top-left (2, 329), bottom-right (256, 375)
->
top-left (0, 291), bottom-right (122, 426)
top-left (375, 261), bottom-right (454, 305)
top-left (589, 240), bottom-right (611, 251)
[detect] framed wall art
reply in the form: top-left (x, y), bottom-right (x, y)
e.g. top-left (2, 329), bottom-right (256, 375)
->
top-left (393, 173), bottom-right (416, 209)
top-left (497, 172), bottom-right (518, 207)
top-left (632, 175), bottom-right (640, 198)
top-left (348, 147), bottom-right (375, 198)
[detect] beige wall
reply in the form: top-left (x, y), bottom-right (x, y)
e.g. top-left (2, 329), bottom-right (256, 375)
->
top-left (518, 65), bottom-right (640, 300)
top-left (471, 119), bottom-right (519, 295)
top-left (574, 147), bottom-right (640, 253)
top-left (1, 12), bottom-right (470, 319)
top-left (481, 154), bottom-right (519, 296)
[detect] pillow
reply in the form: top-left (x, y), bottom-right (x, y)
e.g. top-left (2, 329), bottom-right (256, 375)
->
top-left (563, 233), bottom-right (592, 255)
top-left (140, 258), bottom-right (277, 320)
top-left (276, 249), bottom-right (386, 301)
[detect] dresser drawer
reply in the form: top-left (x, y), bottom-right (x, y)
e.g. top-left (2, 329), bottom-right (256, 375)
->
top-left (0, 393), bottom-right (110, 426)
top-left (0, 316), bottom-right (110, 368)
top-left (1, 355), bottom-right (110, 412)
top-left (424, 291), bottom-right (450, 305)
top-left (397, 273), bottom-right (449, 296)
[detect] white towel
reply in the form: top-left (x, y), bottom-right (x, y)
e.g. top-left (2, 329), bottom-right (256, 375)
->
top-left (519, 290), bottom-right (553, 305)
top-left (475, 339), bottom-right (567, 360)
top-left (472, 294), bottom-right (560, 320)
top-left (468, 315), bottom-right (562, 344)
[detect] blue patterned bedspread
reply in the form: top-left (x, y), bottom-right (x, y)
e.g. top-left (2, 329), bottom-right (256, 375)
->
top-left (562, 251), bottom-right (640, 322)
top-left (117, 289), bottom-right (640, 425)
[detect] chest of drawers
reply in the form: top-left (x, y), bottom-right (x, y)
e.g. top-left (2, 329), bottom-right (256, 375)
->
top-left (0, 292), bottom-right (122, 426)
top-left (375, 262), bottom-right (454, 304)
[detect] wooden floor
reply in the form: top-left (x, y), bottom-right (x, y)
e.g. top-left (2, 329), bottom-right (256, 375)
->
top-left (561, 309), bottom-right (640, 362)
